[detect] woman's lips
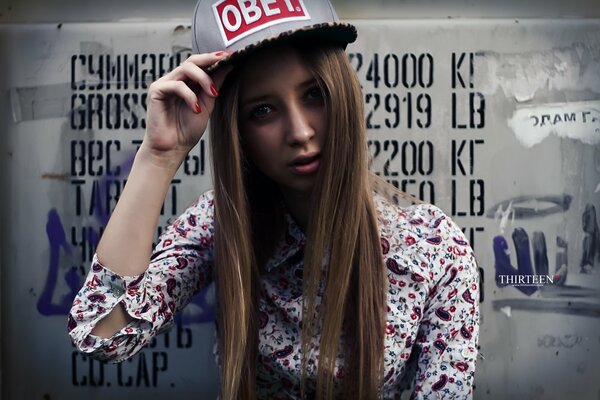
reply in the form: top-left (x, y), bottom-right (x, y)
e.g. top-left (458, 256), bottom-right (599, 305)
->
top-left (289, 154), bottom-right (320, 175)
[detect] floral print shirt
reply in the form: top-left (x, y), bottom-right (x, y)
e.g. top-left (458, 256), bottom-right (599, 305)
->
top-left (68, 190), bottom-right (480, 399)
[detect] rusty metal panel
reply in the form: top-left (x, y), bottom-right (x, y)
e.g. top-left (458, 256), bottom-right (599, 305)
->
top-left (0, 17), bottom-right (598, 400)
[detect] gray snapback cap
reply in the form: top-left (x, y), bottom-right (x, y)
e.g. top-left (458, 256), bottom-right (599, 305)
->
top-left (192, 0), bottom-right (357, 71)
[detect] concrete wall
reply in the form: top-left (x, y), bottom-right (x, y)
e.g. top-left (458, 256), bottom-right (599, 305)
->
top-left (1, 1), bottom-right (599, 399)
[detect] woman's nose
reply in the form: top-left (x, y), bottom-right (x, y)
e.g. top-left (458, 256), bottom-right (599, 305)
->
top-left (285, 104), bottom-right (316, 145)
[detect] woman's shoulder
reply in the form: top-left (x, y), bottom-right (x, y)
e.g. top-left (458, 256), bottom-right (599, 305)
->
top-left (373, 192), bottom-right (477, 284)
top-left (373, 192), bottom-right (475, 261)
top-left (373, 192), bottom-right (463, 242)
top-left (166, 189), bottom-right (216, 234)
top-left (196, 189), bottom-right (215, 208)
top-left (183, 189), bottom-right (215, 216)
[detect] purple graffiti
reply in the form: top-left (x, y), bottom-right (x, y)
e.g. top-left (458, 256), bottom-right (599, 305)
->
top-left (489, 199), bottom-right (600, 316)
top-left (581, 204), bottom-right (599, 273)
top-left (41, 209), bottom-right (215, 323)
top-left (493, 228), bottom-right (566, 296)
top-left (493, 228), bottom-right (536, 295)
top-left (37, 209), bottom-right (80, 315)
top-left (532, 231), bottom-right (549, 276)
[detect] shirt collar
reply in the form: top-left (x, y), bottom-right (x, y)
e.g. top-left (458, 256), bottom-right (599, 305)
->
top-left (264, 211), bottom-right (306, 273)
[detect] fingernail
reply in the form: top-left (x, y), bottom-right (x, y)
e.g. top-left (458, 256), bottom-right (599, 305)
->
top-left (195, 102), bottom-right (201, 113)
top-left (210, 84), bottom-right (219, 97)
top-left (215, 51), bottom-right (231, 57)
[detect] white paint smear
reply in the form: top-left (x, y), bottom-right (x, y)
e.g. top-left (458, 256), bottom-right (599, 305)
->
top-left (507, 101), bottom-right (600, 147)
top-left (500, 306), bottom-right (512, 318)
top-left (475, 43), bottom-right (600, 101)
top-left (494, 201), bottom-right (515, 234)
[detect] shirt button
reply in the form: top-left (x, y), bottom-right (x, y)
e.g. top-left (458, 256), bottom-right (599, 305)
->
top-left (462, 348), bottom-right (470, 358)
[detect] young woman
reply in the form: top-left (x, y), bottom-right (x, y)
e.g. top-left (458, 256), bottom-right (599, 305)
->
top-left (69, 1), bottom-right (480, 399)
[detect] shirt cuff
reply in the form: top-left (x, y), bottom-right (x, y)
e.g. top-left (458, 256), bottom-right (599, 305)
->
top-left (68, 256), bottom-right (159, 362)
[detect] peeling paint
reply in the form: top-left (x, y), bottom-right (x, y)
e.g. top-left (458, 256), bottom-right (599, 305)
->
top-left (507, 101), bottom-right (600, 147)
top-left (494, 201), bottom-right (515, 234)
top-left (10, 83), bottom-right (71, 123)
top-left (476, 42), bottom-right (600, 100)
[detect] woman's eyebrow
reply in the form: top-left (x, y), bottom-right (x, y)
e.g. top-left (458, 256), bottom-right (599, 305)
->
top-left (297, 77), bottom-right (320, 91)
top-left (240, 93), bottom-right (270, 107)
top-left (241, 77), bottom-right (319, 106)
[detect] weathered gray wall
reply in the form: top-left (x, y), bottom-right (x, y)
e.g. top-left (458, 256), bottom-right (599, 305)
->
top-left (1, 0), bottom-right (600, 21)
top-left (1, 1), bottom-right (599, 399)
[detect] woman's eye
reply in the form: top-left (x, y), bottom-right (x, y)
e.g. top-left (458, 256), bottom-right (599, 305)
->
top-left (305, 86), bottom-right (324, 101)
top-left (250, 104), bottom-right (273, 120)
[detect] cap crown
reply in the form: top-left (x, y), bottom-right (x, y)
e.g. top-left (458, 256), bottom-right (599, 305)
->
top-left (192, 0), bottom-right (340, 54)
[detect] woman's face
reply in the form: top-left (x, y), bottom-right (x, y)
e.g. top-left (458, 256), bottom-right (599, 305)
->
top-left (238, 46), bottom-right (327, 198)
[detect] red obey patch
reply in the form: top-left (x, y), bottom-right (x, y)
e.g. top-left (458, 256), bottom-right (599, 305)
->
top-left (212, 0), bottom-right (310, 46)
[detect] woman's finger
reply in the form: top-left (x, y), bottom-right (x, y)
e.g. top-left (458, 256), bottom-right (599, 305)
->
top-left (149, 80), bottom-right (201, 114)
top-left (160, 51), bottom-right (230, 82)
top-left (156, 52), bottom-right (232, 102)
top-left (174, 61), bottom-right (219, 100)
top-left (185, 51), bottom-right (232, 68)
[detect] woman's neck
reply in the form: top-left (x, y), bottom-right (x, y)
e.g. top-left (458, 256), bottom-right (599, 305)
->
top-left (281, 189), bottom-right (313, 231)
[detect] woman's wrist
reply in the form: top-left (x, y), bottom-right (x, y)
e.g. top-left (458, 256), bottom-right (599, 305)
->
top-left (135, 140), bottom-right (191, 175)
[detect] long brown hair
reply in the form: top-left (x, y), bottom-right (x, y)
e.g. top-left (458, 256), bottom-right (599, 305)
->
top-left (210, 41), bottom-right (386, 399)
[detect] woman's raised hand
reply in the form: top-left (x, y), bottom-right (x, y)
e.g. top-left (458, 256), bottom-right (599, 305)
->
top-left (86, 54), bottom-right (233, 338)
top-left (142, 52), bottom-right (233, 163)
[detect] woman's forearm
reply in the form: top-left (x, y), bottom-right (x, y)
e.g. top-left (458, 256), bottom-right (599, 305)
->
top-left (90, 144), bottom-right (187, 338)
top-left (96, 143), bottom-right (187, 277)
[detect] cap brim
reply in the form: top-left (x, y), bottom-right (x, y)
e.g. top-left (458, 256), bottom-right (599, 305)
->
top-left (206, 21), bottom-right (357, 73)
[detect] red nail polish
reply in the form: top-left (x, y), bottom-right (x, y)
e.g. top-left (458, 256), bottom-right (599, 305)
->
top-left (210, 85), bottom-right (218, 97)
top-left (195, 102), bottom-right (201, 113)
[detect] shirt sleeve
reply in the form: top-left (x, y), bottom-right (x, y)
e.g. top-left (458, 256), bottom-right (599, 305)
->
top-left (67, 190), bottom-right (216, 363)
top-left (409, 207), bottom-right (480, 399)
